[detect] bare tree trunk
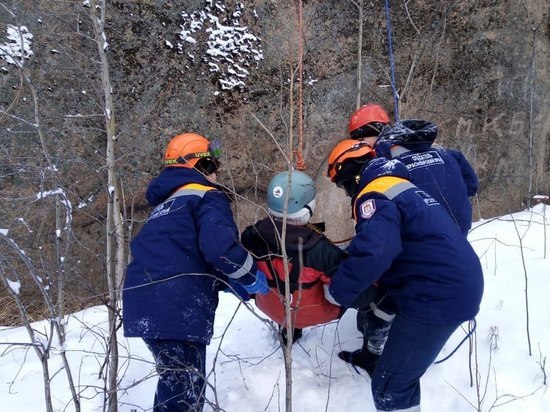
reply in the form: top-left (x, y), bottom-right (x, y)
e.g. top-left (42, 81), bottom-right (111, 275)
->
top-left (0, 233), bottom-right (79, 412)
top-left (19, 31), bottom-right (69, 349)
top-left (0, 250), bottom-right (53, 412)
top-left (527, 23), bottom-right (538, 207)
top-left (282, 59), bottom-right (295, 412)
top-left (354, 0), bottom-right (364, 109)
top-left (90, 1), bottom-right (125, 410)
top-left (510, 215), bottom-right (532, 356)
top-left (296, 0), bottom-right (305, 170)
top-left (26, 68), bottom-right (72, 349)
top-left (281, 192), bottom-right (293, 412)
top-left (288, 30), bottom-right (295, 168)
top-left (9, 23), bottom-right (81, 412)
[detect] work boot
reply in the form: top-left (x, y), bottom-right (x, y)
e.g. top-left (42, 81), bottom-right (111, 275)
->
top-left (280, 327), bottom-right (303, 346)
top-left (338, 349), bottom-right (379, 377)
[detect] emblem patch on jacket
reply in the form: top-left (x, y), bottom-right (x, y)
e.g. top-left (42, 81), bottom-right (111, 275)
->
top-left (415, 190), bottom-right (440, 206)
top-left (147, 199), bottom-right (175, 222)
top-left (360, 199), bottom-right (376, 219)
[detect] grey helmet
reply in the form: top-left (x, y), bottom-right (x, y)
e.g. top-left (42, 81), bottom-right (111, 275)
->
top-left (267, 170), bottom-right (316, 215)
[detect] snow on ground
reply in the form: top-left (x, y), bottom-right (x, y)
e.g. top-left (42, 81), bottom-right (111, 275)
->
top-left (1, 204), bottom-right (549, 411)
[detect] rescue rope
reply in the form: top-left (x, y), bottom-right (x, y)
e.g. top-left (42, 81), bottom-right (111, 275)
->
top-left (293, 0), bottom-right (306, 171)
top-left (332, 236), bottom-right (354, 245)
top-left (384, 0), bottom-right (400, 121)
top-left (434, 318), bottom-right (477, 364)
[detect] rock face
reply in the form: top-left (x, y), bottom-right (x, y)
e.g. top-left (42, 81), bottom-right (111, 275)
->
top-left (103, 0), bottom-right (548, 225)
top-left (0, 0), bottom-right (548, 309)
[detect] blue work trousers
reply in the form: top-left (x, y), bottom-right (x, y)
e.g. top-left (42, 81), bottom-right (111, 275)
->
top-left (144, 338), bottom-right (207, 412)
top-left (371, 315), bottom-right (462, 411)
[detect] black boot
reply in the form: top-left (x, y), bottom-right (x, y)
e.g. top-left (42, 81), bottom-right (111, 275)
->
top-left (280, 327), bottom-right (303, 346)
top-left (338, 349), bottom-right (379, 376)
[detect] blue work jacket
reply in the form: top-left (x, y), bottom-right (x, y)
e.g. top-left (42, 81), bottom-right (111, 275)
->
top-left (377, 120), bottom-right (478, 235)
top-left (123, 167), bottom-right (256, 344)
top-left (329, 158), bottom-right (484, 325)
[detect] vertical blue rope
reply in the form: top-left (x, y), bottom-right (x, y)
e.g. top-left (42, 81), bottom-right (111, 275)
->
top-left (384, 0), bottom-right (399, 121)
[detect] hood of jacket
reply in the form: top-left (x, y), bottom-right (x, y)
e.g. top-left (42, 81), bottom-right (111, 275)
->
top-left (376, 119), bottom-right (438, 154)
top-left (355, 157), bottom-right (411, 197)
top-left (146, 167), bottom-right (219, 206)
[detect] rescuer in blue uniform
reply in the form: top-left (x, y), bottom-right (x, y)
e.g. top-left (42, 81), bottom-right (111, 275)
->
top-left (348, 107), bottom-right (478, 234)
top-left (344, 105), bottom-right (479, 376)
top-left (123, 132), bottom-right (269, 412)
top-left (374, 119), bottom-right (478, 235)
top-left (325, 139), bottom-right (483, 412)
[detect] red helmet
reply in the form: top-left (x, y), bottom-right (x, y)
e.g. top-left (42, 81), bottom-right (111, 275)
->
top-left (327, 140), bottom-right (375, 182)
top-left (348, 104), bottom-right (390, 138)
top-left (163, 133), bottom-right (221, 170)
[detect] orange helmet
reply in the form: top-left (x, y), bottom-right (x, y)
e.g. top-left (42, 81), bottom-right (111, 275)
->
top-left (163, 133), bottom-right (221, 170)
top-left (348, 104), bottom-right (390, 139)
top-left (327, 140), bottom-right (375, 182)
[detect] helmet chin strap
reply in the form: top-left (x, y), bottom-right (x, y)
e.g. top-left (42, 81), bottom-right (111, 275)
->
top-left (303, 199), bottom-right (316, 218)
top-left (340, 179), bottom-right (360, 198)
top-left (303, 204), bottom-right (313, 218)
